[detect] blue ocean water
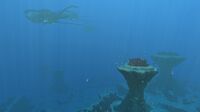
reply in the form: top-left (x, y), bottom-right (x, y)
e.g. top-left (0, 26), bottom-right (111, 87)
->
top-left (1, 0), bottom-right (200, 111)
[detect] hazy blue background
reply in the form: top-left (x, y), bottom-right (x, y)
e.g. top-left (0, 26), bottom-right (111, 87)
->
top-left (0, 0), bottom-right (200, 111)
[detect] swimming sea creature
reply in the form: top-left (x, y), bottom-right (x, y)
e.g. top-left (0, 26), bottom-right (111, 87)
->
top-left (25, 5), bottom-right (79, 24)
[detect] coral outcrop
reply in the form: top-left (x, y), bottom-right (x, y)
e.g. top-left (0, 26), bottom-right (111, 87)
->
top-left (116, 58), bottom-right (158, 112)
top-left (151, 52), bottom-right (185, 95)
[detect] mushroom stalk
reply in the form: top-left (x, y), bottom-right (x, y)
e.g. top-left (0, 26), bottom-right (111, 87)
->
top-left (116, 58), bottom-right (157, 112)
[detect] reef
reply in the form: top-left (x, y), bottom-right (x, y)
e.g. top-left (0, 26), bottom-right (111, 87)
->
top-left (78, 93), bottom-right (121, 112)
top-left (79, 58), bottom-right (158, 112)
top-left (0, 96), bottom-right (33, 112)
top-left (158, 103), bottom-right (187, 112)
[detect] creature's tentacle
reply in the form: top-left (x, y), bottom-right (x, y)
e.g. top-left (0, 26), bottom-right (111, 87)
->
top-left (56, 5), bottom-right (79, 20)
top-left (60, 5), bottom-right (78, 13)
top-left (64, 5), bottom-right (78, 10)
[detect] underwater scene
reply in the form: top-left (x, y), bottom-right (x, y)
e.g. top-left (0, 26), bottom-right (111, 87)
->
top-left (1, 0), bottom-right (200, 112)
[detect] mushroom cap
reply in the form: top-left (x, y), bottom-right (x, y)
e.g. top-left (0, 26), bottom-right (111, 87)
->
top-left (118, 64), bottom-right (157, 74)
top-left (151, 52), bottom-right (185, 67)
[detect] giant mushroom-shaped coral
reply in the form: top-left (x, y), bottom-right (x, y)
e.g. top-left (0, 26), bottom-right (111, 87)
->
top-left (116, 58), bottom-right (158, 112)
top-left (151, 52), bottom-right (185, 95)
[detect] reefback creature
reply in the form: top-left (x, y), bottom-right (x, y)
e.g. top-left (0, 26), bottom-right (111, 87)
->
top-left (25, 5), bottom-right (79, 24)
